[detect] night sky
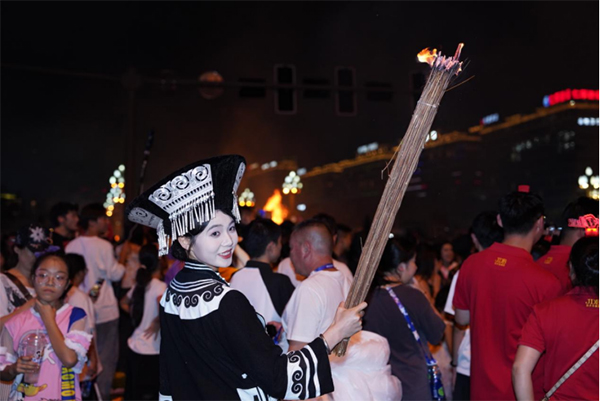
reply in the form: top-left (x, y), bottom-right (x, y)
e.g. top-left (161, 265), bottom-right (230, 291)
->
top-left (2, 2), bottom-right (598, 222)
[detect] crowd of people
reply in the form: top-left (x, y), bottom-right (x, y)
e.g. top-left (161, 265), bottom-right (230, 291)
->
top-left (0, 154), bottom-right (598, 401)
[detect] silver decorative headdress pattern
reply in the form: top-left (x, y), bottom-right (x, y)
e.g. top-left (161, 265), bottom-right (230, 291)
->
top-left (126, 155), bottom-right (246, 257)
top-left (149, 164), bottom-right (214, 255)
top-left (231, 162), bottom-right (245, 223)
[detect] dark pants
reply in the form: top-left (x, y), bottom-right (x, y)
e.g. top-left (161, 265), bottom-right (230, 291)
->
top-left (96, 319), bottom-right (120, 401)
top-left (124, 347), bottom-right (160, 400)
top-left (453, 373), bottom-right (471, 401)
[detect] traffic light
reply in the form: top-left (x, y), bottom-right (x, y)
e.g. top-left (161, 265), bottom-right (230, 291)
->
top-left (274, 64), bottom-right (296, 114)
top-left (335, 67), bottom-right (356, 116)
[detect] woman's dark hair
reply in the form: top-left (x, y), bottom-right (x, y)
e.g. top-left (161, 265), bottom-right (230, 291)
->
top-left (436, 241), bottom-right (454, 261)
top-left (569, 236), bottom-right (599, 294)
top-left (415, 242), bottom-right (437, 280)
top-left (64, 253), bottom-right (87, 280)
top-left (373, 236), bottom-right (416, 287)
top-left (170, 220), bottom-right (210, 262)
top-left (128, 224), bottom-right (145, 246)
top-left (130, 244), bottom-right (160, 328)
top-left (31, 253), bottom-right (70, 301)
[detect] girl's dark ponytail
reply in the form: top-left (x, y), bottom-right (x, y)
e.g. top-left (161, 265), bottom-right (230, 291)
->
top-left (130, 244), bottom-right (160, 328)
top-left (570, 236), bottom-right (599, 295)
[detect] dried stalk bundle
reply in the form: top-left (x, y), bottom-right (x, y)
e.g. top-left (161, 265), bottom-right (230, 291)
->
top-left (334, 44), bottom-right (465, 356)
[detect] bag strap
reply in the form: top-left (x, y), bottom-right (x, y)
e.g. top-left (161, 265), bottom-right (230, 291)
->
top-left (385, 285), bottom-right (436, 365)
top-left (4, 271), bottom-right (33, 301)
top-left (542, 340), bottom-right (599, 401)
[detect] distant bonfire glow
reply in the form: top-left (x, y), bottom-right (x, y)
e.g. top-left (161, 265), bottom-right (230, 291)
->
top-left (262, 189), bottom-right (288, 224)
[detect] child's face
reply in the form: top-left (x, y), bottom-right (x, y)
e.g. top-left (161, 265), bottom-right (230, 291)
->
top-left (33, 257), bottom-right (70, 303)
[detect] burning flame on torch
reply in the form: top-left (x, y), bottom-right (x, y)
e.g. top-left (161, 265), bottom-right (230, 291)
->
top-left (417, 43), bottom-right (464, 75)
top-left (263, 189), bottom-right (288, 225)
top-left (417, 47), bottom-right (438, 66)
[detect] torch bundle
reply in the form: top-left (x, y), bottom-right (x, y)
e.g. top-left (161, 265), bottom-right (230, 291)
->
top-left (334, 43), bottom-right (465, 356)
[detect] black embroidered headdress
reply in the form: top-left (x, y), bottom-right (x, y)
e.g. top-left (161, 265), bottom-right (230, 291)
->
top-left (125, 155), bottom-right (246, 255)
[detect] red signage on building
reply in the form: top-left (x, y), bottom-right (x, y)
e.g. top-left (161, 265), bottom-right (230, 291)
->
top-left (543, 88), bottom-right (599, 107)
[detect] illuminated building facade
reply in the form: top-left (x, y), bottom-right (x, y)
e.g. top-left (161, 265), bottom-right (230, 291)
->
top-left (243, 94), bottom-right (599, 238)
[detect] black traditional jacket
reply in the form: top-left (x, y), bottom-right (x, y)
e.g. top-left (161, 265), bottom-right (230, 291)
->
top-left (159, 262), bottom-right (334, 401)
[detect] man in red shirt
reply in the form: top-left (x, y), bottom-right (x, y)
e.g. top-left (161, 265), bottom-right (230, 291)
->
top-left (536, 197), bottom-right (598, 294)
top-left (454, 191), bottom-right (562, 400)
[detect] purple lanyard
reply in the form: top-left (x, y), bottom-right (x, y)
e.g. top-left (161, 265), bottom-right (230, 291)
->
top-left (314, 263), bottom-right (334, 273)
top-left (385, 285), bottom-right (437, 366)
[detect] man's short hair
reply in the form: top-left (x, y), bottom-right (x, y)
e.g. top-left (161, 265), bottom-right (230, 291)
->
top-left (471, 210), bottom-right (504, 249)
top-left (498, 191), bottom-right (544, 235)
top-left (311, 213), bottom-right (337, 237)
top-left (49, 202), bottom-right (78, 227)
top-left (78, 203), bottom-right (106, 230)
top-left (244, 218), bottom-right (281, 258)
top-left (560, 197), bottom-right (599, 231)
top-left (292, 219), bottom-right (333, 254)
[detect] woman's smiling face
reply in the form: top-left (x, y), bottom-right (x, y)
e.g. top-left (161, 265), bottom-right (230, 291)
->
top-left (187, 210), bottom-right (238, 268)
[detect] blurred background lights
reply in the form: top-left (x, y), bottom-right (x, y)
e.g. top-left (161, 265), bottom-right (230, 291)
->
top-left (425, 130), bottom-right (439, 142)
top-left (297, 204), bottom-right (307, 212)
top-left (239, 188), bottom-right (256, 207)
top-left (106, 164), bottom-right (126, 216)
top-left (578, 167), bottom-right (599, 200)
top-left (282, 171), bottom-right (303, 195)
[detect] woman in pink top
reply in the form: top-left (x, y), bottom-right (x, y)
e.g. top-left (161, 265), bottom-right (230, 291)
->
top-left (0, 253), bottom-right (91, 401)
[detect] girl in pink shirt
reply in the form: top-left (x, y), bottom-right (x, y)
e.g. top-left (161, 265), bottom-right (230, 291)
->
top-left (0, 253), bottom-right (91, 401)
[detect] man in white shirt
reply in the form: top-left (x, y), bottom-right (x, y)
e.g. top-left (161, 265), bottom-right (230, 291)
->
top-left (283, 220), bottom-right (403, 400)
top-left (277, 213), bottom-right (353, 287)
top-left (230, 218), bottom-right (295, 350)
top-left (65, 203), bottom-right (125, 401)
top-left (282, 220), bottom-right (352, 351)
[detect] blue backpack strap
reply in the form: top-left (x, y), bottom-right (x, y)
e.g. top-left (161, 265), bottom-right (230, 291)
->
top-left (68, 307), bottom-right (87, 330)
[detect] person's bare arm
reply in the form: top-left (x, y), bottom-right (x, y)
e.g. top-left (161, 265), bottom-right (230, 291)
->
top-left (142, 296), bottom-right (163, 340)
top-left (120, 293), bottom-right (131, 313)
top-left (86, 335), bottom-right (99, 378)
top-left (455, 308), bottom-right (470, 326)
top-left (513, 345), bottom-right (542, 401)
top-left (452, 323), bottom-right (467, 366)
top-left (0, 298), bottom-right (36, 331)
top-left (431, 271), bottom-right (442, 299)
top-left (35, 301), bottom-right (80, 368)
top-left (287, 340), bottom-right (309, 352)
